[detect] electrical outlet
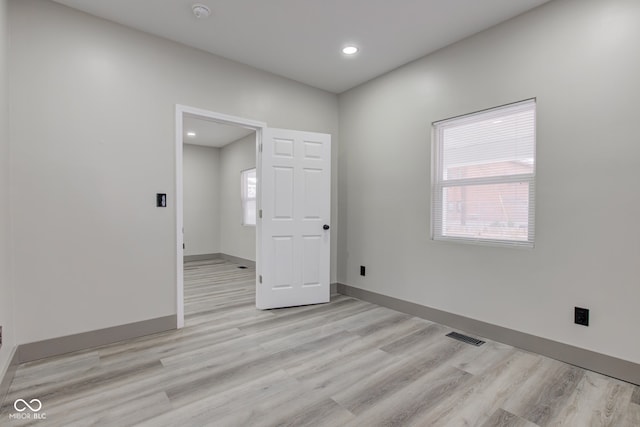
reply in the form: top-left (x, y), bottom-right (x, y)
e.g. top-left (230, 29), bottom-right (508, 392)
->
top-left (574, 307), bottom-right (589, 326)
top-left (360, 266), bottom-right (366, 276)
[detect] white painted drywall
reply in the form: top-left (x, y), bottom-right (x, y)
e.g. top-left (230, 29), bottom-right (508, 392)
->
top-left (183, 144), bottom-right (221, 257)
top-left (9, 0), bottom-right (338, 344)
top-left (0, 0), bottom-right (15, 378)
top-left (338, 0), bottom-right (640, 364)
top-left (220, 134), bottom-right (256, 262)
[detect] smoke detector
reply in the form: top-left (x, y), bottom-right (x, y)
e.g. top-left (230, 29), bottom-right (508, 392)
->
top-left (192, 4), bottom-right (211, 19)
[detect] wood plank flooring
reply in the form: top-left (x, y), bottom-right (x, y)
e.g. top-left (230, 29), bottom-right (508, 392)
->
top-left (1, 258), bottom-right (639, 426)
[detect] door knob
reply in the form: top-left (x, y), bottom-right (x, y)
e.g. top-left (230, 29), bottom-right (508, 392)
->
top-left (323, 224), bottom-right (330, 230)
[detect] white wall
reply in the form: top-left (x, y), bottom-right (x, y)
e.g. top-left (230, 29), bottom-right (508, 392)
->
top-left (9, 0), bottom-right (338, 345)
top-left (220, 134), bottom-right (256, 261)
top-left (338, 0), bottom-right (640, 364)
top-left (0, 0), bottom-right (15, 378)
top-left (183, 144), bottom-right (221, 257)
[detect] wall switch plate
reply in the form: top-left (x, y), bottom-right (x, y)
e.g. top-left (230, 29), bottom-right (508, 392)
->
top-left (360, 266), bottom-right (366, 276)
top-left (574, 307), bottom-right (589, 326)
top-left (156, 193), bottom-right (167, 207)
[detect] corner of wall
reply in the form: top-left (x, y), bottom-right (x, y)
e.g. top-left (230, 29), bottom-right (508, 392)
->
top-left (219, 134), bottom-right (257, 262)
top-left (0, 0), bottom-right (18, 397)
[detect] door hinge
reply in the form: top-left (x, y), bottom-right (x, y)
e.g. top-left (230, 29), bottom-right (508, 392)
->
top-left (259, 209), bottom-right (262, 219)
top-left (259, 143), bottom-right (262, 152)
top-left (259, 275), bottom-right (262, 284)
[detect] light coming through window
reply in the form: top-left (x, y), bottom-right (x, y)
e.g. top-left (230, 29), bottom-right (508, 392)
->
top-left (241, 168), bottom-right (256, 226)
top-left (432, 99), bottom-right (536, 247)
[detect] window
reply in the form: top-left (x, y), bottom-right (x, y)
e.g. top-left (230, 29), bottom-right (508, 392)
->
top-left (432, 99), bottom-right (536, 247)
top-left (241, 168), bottom-right (257, 226)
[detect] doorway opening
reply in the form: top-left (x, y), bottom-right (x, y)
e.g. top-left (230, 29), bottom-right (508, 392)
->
top-left (175, 105), bottom-right (266, 328)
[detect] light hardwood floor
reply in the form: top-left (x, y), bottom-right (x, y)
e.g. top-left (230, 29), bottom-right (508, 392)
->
top-left (1, 259), bottom-right (639, 426)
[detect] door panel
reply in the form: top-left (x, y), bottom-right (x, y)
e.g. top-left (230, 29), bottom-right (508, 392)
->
top-left (302, 236), bottom-right (321, 287)
top-left (273, 167), bottom-right (294, 219)
top-left (257, 128), bottom-right (331, 309)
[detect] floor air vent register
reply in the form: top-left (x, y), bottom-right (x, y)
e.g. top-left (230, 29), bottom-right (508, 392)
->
top-left (446, 332), bottom-right (485, 346)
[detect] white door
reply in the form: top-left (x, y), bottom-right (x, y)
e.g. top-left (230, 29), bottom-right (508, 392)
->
top-left (257, 128), bottom-right (331, 309)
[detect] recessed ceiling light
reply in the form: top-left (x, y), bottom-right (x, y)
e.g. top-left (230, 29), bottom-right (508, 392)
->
top-left (342, 46), bottom-right (359, 55)
top-left (187, 132), bottom-right (196, 137)
top-left (192, 4), bottom-right (211, 19)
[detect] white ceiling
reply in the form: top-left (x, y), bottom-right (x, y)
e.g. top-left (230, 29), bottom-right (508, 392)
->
top-left (183, 115), bottom-right (254, 148)
top-left (51, 0), bottom-right (551, 93)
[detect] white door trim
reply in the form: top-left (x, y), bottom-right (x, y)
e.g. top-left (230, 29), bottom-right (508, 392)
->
top-left (175, 104), bottom-right (266, 328)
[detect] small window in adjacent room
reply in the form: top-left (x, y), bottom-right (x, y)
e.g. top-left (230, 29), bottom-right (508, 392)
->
top-left (241, 168), bottom-right (257, 226)
top-left (432, 99), bottom-right (536, 247)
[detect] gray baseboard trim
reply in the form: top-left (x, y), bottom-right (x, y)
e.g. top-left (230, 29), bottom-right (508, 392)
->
top-left (17, 315), bottom-right (177, 364)
top-left (220, 253), bottom-right (256, 269)
top-left (184, 253), bottom-right (221, 262)
top-left (330, 283), bottom-right (338, 294)
top-left (0, 347), bottom-right (19, 406)
top-left (184, 253), bottom-right (256, 268)
top-left (337, 283), bottom-right (640, 386)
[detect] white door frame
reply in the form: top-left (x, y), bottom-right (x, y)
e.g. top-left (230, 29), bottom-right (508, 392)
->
top-left (175, 104), bottom-right (266, 328)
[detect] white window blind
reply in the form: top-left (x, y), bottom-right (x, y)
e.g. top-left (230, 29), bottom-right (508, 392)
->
top-left (241, 168), bottom-right (256, 226)
top-left (432, 99), bottom-right (536, 247)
